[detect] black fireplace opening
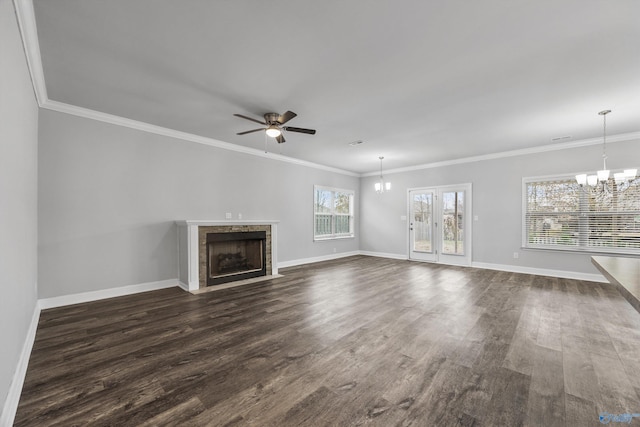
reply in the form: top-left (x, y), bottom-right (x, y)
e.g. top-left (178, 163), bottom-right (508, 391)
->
top-left (206, 231), bottom-right (267, 286)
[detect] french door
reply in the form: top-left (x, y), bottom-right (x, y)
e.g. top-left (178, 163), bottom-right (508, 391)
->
top-left (408, 184), bottom-right (472, 266)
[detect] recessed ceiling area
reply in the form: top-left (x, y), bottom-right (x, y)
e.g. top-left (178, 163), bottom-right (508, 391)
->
top-left (31, 0), bottom-right (640, 174)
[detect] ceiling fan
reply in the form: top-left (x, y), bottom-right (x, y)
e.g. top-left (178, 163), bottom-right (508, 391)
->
top-left (234, 110), bottom-right (316, 143)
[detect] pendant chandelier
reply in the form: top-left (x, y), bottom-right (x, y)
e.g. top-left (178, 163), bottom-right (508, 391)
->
top-left (374, 156), bottom-right (391, 193)
top-left (575, 110), bottom-right (636, 187)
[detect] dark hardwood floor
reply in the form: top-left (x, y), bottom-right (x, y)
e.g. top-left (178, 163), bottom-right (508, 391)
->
top-left (14, 256), bottom-right (640, 426)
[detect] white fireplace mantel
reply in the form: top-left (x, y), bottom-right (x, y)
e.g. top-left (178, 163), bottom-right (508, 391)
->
top-left (176, 220), bottom-right (279, 292)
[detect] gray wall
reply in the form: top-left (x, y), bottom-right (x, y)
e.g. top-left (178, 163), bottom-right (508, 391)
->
top-left (38, 110), bottom-right (360, 298)
top-left (0, 0), bottom-right (39, 418)
top-left (361, 139), bottom-right (640, 276)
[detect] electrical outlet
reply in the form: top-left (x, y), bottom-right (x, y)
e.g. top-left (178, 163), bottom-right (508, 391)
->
top-left (513, 252), bottom-right (519, 259)
top-left (238, 213), bottom-right (242, 220)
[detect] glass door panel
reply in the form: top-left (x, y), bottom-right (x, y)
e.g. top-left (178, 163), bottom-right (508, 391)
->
top-left (441, 191), bottom-right (464, 255)
top-left (409, 189), bottom-right (436, 262)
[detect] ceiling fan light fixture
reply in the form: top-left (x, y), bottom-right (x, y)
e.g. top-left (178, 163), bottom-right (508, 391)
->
top-left (265, 125), bottom-right (281, 138)
top-left (235, 111), bottom-right (315, 144)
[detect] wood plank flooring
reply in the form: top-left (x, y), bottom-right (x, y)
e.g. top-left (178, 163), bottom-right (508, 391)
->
top-left (14, 256), bottom-right (640, 426)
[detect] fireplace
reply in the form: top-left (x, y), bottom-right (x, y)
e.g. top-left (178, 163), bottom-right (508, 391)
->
top-left (176, 220), bottom-right (278, 292)
top-left (206, 231), bottom-right (267, 285)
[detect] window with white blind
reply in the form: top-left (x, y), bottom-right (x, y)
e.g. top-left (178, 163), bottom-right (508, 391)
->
top-left (314, 186), bottom-right (354, 240)
top-left (523, 174), bottom-right (640, 254)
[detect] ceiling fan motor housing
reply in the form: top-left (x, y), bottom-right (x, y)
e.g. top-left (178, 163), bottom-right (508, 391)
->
top-left (264, 113), bottom-right (281, 125)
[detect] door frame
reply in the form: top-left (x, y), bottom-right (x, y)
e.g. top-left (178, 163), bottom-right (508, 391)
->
top-left (407, 183), bottom-right (472, 266)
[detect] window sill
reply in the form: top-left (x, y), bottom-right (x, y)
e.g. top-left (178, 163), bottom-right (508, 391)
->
top-left (522, 246), bottom-right (640, 257)
top-left (314, 235), bottom-right (355, 242)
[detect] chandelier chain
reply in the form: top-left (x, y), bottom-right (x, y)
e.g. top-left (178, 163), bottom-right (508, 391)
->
top-left (603, 111), bottom-right (607, 167)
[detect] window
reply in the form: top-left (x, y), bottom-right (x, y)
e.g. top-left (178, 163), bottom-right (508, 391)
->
top-left (314, 186), bottom-right (354, 240)
top-left (523, 174), bottom-right (640, 254)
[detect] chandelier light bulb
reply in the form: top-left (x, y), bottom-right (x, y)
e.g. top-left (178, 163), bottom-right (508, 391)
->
top-left (597, 169), bottom-right (610, 182)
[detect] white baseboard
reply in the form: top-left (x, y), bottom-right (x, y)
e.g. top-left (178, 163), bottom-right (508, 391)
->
top-left (38, 278), bottom-right (179, 310)
top-left (278, 251), bottom-right (361, 268)
top-left (1, 302), bottom-right (40, 427)
top-left (356, 252), bottom-right (607, 282)
top-left (177, 281), bottom-right (190, 292)
top-left (471, 262), bottom-right (607, 283)
top-left (358, 251), bottom-right (408, 260)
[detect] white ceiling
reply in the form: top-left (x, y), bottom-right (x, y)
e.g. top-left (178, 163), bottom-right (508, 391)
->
top-left (31, 0), bottom-right (640, 174)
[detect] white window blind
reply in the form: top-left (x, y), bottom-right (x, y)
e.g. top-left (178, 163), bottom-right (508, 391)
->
top-left (523, 174), bottom-right (640, 254)
top-left (314, 186), bottom-right (354, 240)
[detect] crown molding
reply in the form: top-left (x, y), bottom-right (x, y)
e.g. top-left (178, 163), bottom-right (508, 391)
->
top-left (13, 0), bottom-right (47, 104)
top-left (361, 132), bottom-right (640, 177)
top-left (41, 100), bottom-right (360, 176)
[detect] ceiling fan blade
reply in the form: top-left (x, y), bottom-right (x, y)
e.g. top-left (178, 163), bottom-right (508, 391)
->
top-left (283, 126), bottom-right (316, 135)
top-left (276, 134), bottom-right (286, 144)
top-left (278, 111), bottom-right (297, 125)
top-left (234, 114), bottom-right (266, 125)
top-left (237, 128), bottom-right (265, 135)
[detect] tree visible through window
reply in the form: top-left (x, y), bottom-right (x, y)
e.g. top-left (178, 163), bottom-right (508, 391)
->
top-left (314, 186), bottom-right (354, 240)
top-left (523, 174), bottom-right (640, 254)
top-left (442, 191), bottom-right (465, 255)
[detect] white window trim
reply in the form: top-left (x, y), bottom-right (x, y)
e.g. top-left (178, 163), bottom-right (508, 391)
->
top-left (313, 185), bottom-right (355, 241)
top-left (522, 172), bottom-right (640, 255)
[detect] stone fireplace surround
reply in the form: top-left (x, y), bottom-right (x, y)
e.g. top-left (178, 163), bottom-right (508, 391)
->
top-left (176, 220), bottom-right (279, 292)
